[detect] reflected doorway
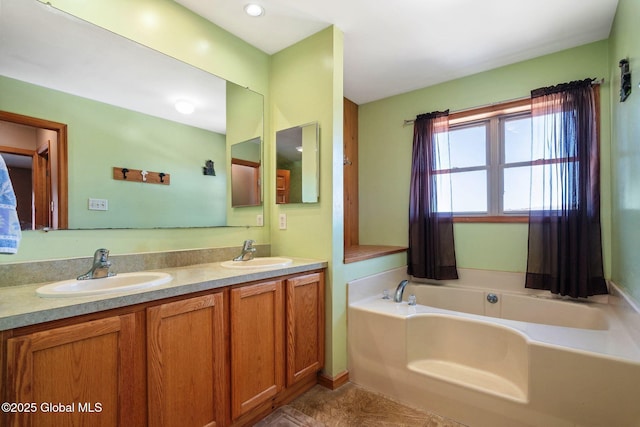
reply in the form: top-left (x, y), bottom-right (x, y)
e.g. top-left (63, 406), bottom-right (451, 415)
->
top-left (0, 111), bottom-right (68, 229)
top-left (231, 158), bottom-right (261, 207)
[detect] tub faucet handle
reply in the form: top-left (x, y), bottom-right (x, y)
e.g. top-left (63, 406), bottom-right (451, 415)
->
top-left (408, 294), bottom-right (417, 306)
top-left (382, 289), bottom-right (390, 300)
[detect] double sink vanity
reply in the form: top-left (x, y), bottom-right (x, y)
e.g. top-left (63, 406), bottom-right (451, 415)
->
top-left (0, 251), bottom-right (327, 427)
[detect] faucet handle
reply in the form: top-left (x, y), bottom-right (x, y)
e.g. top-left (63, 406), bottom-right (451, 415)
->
top-left (94, 248), bottom-right (110, 262)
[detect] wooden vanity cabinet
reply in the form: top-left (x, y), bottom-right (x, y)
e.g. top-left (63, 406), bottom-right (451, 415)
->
top-left (1, 268), bottom-right (325, 427)
top-left (147, 292), bottom-right (227, 427)
top-left (230, 280), bottom-right (284, 419)
top-left (229, 271), bottom-right (325, 423)
top-left (285, 272), bottom-right (325, 386)
top-left (4, 313), bottom-right (143, 427)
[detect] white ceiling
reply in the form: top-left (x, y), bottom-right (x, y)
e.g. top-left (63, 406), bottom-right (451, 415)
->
top-left (175, 0), bottom-right (619, 104)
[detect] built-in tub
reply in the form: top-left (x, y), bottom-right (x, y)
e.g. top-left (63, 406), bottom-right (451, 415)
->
top-left (404, 283), bottom-right (610, 330)
top-left (348, 268), bottom-right (640, 427)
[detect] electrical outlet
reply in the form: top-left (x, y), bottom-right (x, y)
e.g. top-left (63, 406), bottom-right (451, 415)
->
top-left (256, 214), bottom-right (263, 226)
top-left (88, 198), bottom-right (108, 211)
top-left (279, 213), bottom-right (287, 230)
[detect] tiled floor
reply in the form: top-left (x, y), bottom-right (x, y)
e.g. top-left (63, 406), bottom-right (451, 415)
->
top-left (255, 383), bottom-right (467, 427)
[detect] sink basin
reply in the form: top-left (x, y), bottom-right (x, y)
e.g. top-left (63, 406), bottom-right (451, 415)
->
top-left (36, 272), bottom-right (173, 298)
top-left (220, 257), bottom-right (293, 269)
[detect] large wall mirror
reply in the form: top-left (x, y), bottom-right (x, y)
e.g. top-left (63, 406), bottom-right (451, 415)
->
top-left (0, 0), bottom-right (263, 230)
top-left (276, 122), bottom-right (319, 204)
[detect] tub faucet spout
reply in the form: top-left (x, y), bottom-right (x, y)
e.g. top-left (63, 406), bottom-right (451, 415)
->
top-left (394, 280), bottom-right (409, 303)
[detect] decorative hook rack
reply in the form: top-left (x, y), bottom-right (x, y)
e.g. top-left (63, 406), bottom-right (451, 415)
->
top-left (113, 167), bottom-right (170, 185)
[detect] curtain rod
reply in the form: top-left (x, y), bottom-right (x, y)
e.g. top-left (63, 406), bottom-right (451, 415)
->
top-left (402, 78), bottom-right (605, 127)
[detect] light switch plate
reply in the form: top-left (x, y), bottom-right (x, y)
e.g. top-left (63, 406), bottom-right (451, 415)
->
top-left (279, 213), bottom-right (287, 230)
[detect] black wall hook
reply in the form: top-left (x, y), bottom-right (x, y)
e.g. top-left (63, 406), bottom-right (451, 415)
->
top-left (159, 172), bottom-right (166, 183)
top-left (122, 168), bottom-right (129, 179)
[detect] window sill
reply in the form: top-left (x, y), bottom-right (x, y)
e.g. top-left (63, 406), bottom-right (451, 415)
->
top-left (453, 216), bottom-right (528, 223)
top-left (344, 245), bottom-right (407, 264)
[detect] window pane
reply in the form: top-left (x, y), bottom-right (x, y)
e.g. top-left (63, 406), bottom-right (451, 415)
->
top-left (445, 124), bottom-right (487, 169)
top-left (504, 115), bottom-right (532, 163)
top-left (504, 164), bottom-right (569, 212)
top-left (531, 112), bottom-right (576, 160)
top-left (503, 166), bottom-right (531, 212)
top-left (437, 171), bottom-right (487, 213)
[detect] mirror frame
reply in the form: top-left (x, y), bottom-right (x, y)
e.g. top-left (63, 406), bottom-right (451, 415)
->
top-left (0, 110), bottom-right (68, 229)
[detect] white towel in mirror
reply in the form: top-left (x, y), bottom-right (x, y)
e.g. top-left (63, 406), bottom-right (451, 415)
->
top-left (0, 154), bottom-right (22, 254)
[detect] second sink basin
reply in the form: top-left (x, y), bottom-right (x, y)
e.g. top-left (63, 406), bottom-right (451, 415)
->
top-left (220, 257), bottom-right (292, 269)
top-left (36, 272), bottom-right (173, 298)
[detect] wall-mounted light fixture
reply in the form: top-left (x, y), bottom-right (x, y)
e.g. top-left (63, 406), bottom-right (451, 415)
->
top-left (203, 160), bottom-right (216, 176)
top-left (619, 58), bottom-right (632, 102)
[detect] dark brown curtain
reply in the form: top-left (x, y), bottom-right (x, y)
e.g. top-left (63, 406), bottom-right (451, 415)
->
top-left (526, 79), bottom-right (607, 298)
top-left (408, 110), bottom-right (458, 280)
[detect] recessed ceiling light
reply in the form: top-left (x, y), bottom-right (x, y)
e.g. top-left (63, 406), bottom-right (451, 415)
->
top-left (175, 100), bottom-right (195, 115)
top-left (244, 4), bottom-right (265, 17)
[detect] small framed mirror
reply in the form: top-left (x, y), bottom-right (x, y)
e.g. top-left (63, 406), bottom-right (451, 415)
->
top-left (276, 122), bottom-right (319, 204)
top-left (231, 137), bottom-right (262, 207)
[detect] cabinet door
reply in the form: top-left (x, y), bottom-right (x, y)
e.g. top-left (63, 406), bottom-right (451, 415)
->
top-left (286, 272), bottom-right (325, 386)
top-left (230, 280), bottom-right (284, 419)
top-left (147, 292), bottom-right (226, 427)
top-left (5, 314), bottom-right (138, 427)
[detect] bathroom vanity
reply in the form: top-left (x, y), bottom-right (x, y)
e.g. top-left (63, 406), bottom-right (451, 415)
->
top-left (0, 259), bottom-right (326, 427)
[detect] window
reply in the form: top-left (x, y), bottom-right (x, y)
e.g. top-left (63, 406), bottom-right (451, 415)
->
top-left (433, 99), bottom-right (535, 220)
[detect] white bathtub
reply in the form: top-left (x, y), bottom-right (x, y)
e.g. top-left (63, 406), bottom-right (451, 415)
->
top-left (348, 268), bottom-right (640, 427)
top-left (404, 282), bottom-right (610, 330)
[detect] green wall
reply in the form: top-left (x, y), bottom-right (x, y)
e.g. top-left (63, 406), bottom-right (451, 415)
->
top-left (358, 40), bottom-right (612, 276)
top-left (608, 0), bottom-right (640, 304)
top-left (270, 26), bottom-right (346, 377)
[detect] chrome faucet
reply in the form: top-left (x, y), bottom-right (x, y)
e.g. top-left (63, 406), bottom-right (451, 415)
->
top-left (233, 240), bottom-right (256, 261)
top-left (77, 248), bottom-right (115, 280)
top-left (394, 279), bottom-right (409, 303)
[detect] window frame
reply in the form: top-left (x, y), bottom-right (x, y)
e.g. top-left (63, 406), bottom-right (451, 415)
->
top-left (444, 98), bottom-right (532, 223)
